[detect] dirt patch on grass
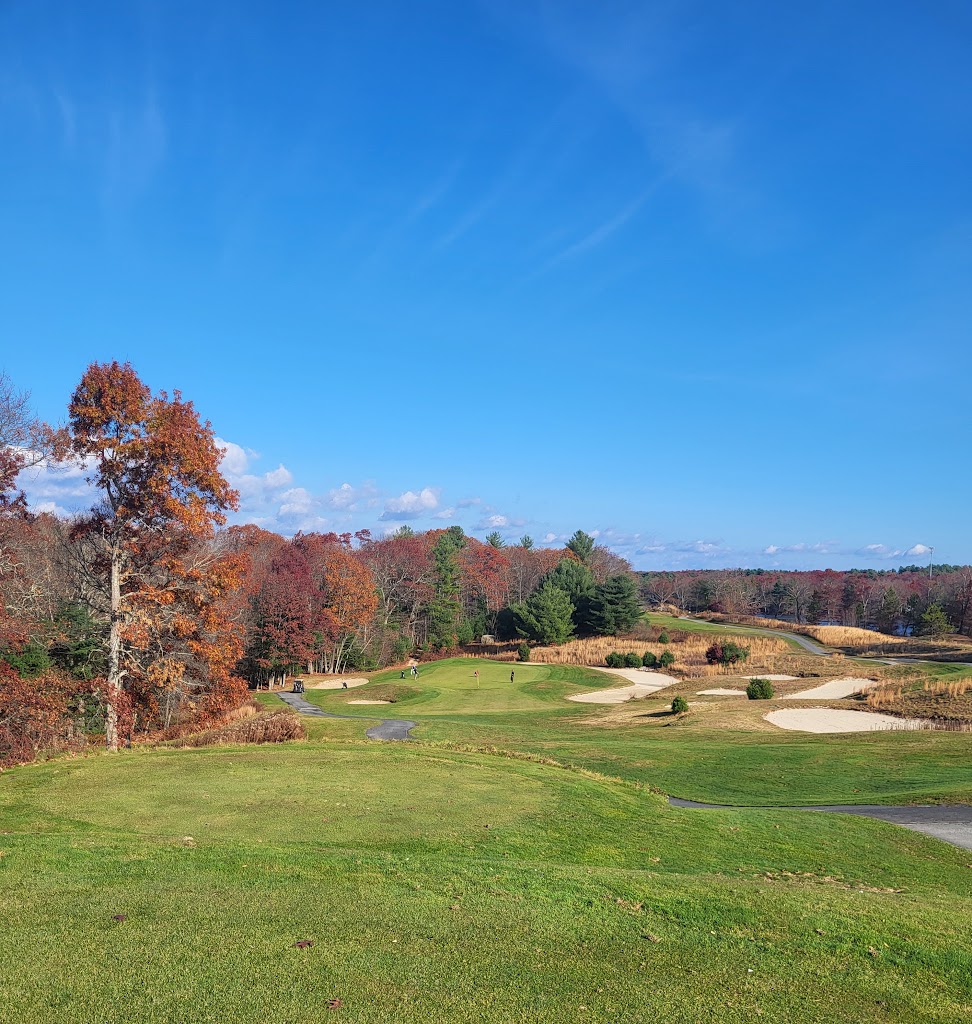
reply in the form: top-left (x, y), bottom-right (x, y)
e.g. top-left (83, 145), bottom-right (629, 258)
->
top-left (351, 683), bottom-right (420, 704)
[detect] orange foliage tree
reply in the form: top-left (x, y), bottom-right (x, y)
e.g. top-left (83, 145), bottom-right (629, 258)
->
top-left (68, 362), bottom-right (242, 749)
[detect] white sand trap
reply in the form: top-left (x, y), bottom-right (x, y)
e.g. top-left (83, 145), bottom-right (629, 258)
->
top-left (346, 699), bottom-right (390, 705)
top-left (783, 677), bottom-right (877, 700)
top-left (697, 688), bottom-right (748, 696)
top-left (743, 674), bottom-right (798, 681)
top-left (568, 670), bottom-right (678, 705)
top-left (765, 708), bottom-right (924, 733)
top-left (301, 677), bottom-right (368, 690)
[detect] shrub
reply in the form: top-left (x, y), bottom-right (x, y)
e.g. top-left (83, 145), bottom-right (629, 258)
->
top-left (705, 641), bottom-right (750, 668)
top-left (604, 652), bottom-right (620, 668)
top-left (746, 678), bottom-right (774, 700)
top-left (659, 650), bottom-right (676, 669)
top-left (517, 642), bottom-right (531, 662)
top-left (671, 695), bottom-right (689, 714)
top-left (0, 666), bottom-right (84, 768)
top-left (624, 651), bottom-right (643, 668)
top-left (642, 651), bottom-right (657, 668)
top-left (658, 631), bottom-right (670, 644)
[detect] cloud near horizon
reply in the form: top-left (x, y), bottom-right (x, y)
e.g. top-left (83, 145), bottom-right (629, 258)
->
top-left (11, 441), bottom-right (951, 571)
top-left (379, 487), bottom-right (440, 521)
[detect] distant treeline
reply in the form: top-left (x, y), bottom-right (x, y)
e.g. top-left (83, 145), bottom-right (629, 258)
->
top-left (639, 567), bottom-right (972, 637)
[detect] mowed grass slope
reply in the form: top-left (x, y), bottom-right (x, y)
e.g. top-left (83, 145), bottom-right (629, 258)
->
top-left (3, 742), bottom-right (972, 1023)
top-left (3, 658), bottom-right (972, 1022)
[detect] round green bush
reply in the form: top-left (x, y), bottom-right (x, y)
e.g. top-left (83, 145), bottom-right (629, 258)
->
top-left (746, 677), bottom-right (774, 700)
top-left (624, 652), bottom-right (643, 668)
top-left (605, 652), bottom-right (623, 668)
top-left (642, 651), bottom-right (657, 668)
top-left (658, 631), bottom-right (670, 644)
top-left (658, 650), bottom-right (675, 669)
top-left (671, 695), bottom-right (689, 714)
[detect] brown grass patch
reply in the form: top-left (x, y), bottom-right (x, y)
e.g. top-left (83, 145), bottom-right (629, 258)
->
top-left (528, 633), bottom-right (791, 677)
top-left (173, 710), bottom-right (306, 747)
top-left (858, 675), bottom-right (972, 725)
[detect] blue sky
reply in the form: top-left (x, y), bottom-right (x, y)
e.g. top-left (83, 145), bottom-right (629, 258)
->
top-left (2, 1), bottom-right (970, 570)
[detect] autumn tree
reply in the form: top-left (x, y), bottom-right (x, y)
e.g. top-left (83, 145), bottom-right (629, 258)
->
top-left (0, 372), bottom-right (54, 516)
top-left (68, 361), bottom-right (240, 750)
top-left (295, 533), bottom-right (378, 673)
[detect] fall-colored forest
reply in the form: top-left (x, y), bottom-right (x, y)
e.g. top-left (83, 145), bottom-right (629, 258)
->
top-left (640, 565), bottom-right (972, 639)
top-left (0, 364), bottom-right (641, 765)
top-left (3, 363), bottom-right (970, 768)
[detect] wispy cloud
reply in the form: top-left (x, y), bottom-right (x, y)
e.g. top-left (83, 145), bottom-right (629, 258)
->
top-left (103, 82), bottom-right (167, 204)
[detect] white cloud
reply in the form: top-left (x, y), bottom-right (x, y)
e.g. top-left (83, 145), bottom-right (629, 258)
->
top-left (216, 438), bottom-right (256, 477)
top-left (434, 507), bottom-right (456, 520)
top-left (764, 545), bottom-right (779, 555)
top-left (263, 465), bottom-right (293, 488)
top-left (906, 543), bottom-right (933, 557)
top-left (324, 481), bottom-right (379, 511)
top-left (676, 540), bottom-right (724, 555)
top-left (278, 487), bottom-right (314, 517)
top-left (857, 543), bottom-right (904, 560)
top-left (542, 532), bottom-right (558, 544)
top-left (379, 487), bottom-right (440, 521)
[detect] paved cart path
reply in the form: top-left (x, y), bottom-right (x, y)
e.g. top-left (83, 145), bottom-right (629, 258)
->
top-left (669, 796), bottom-right (972, 851)
top-left (276, 691), bottom-right (416, 741)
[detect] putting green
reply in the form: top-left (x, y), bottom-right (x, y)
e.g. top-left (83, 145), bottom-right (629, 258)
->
top-left (300, 658), bottom-right (611, 717)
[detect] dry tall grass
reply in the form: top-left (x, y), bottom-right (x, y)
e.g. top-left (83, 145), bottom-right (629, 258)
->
top-left (528, 633), bottom-right (791, 677)
top-left (175, 710), bottom-right (306, 747)
top-left (923, 678), bottom-right (972, 698)
top-left (865, 684), bottom-right (904, 708)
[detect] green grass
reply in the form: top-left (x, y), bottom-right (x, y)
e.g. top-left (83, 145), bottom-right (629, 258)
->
top-left (298, 659), bottom-right (972, 806)
top-left (3, 658), bottom-right (972, 1021)
top-left (645, 612), bottom-right (815, 652)
top-left (298, 659), bottom-right (611, 716)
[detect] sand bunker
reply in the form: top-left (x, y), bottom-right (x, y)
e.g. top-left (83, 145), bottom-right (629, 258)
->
top-left (301, 677), bottom-right (368, 690)
top-left (765, 708), bottom-right (924, 733)
top-left (783, 677), bottom-right (877, 700)
top-left (568, 670), bottom-right (678, 705)
top-left (743, 674), bottom-right (798, 681)
top-left (697, 688), bottom-right (748, 696)
top-left (346, 699), bottom-right (390, 705)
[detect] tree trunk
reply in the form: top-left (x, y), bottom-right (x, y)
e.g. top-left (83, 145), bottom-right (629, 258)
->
top-left (106, 545), bottom-right (122, 752)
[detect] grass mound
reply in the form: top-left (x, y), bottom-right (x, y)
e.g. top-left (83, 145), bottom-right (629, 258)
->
top-left (353, 683), bottom-right (420, 703)
top-left (174, 709), bottom-right (306, 747)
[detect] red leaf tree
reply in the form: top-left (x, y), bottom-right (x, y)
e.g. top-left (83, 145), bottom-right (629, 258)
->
top-left (68, 361), bottom-right (240, 749)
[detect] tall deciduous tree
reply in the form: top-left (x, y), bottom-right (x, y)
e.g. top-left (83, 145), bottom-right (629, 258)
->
top-left (68, 362), bottom-right (239, 750)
